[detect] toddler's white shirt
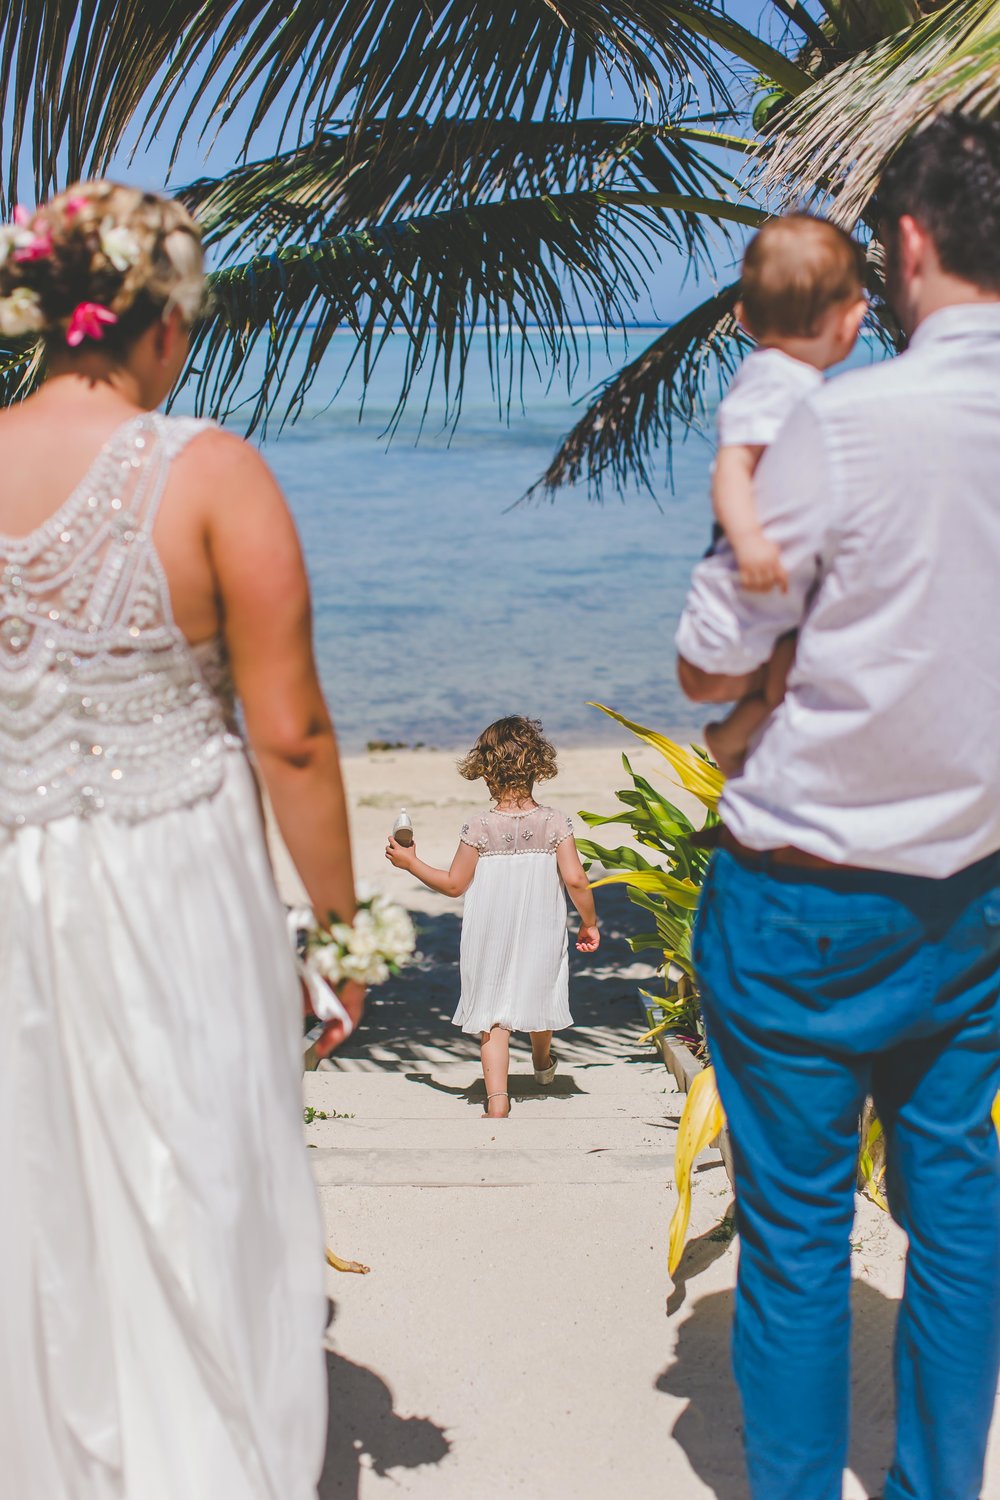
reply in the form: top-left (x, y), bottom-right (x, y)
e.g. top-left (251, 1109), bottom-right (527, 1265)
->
top-left (716, 346), bottom-right (823, 448)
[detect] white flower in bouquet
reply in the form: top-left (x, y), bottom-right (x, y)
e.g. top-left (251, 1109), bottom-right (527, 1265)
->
top-left (294, 891), bottom-right (416, 997)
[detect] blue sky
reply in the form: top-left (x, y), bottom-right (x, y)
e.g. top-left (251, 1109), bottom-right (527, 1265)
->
top-left (88, 0), bottom-right (783, 325)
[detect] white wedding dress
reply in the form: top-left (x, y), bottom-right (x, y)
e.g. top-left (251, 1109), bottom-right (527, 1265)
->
top-left (0, 414), bottom-right (327, 1499)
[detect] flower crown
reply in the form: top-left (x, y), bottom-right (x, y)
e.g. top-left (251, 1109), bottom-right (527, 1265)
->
top-left (0, 199), bottom-right (142, 343)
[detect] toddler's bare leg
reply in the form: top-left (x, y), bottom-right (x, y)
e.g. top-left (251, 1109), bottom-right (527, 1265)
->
top-left (480, 1025), bottom-right (511, 1118)
top-left (707, 631), bottom-right (799, 777)
top-left (764, 630), bottom-right (798, 708)
top-left (705, 695), bottom-right (772, 778)
top-left (530, 1031), bottom-right (554, 1072)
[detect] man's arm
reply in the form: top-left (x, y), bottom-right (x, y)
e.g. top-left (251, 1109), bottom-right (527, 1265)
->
top-left (676, 400), bottom-right (833, 702)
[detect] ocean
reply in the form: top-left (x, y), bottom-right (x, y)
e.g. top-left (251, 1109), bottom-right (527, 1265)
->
top-left (245, 328), bottom-right (716, 755)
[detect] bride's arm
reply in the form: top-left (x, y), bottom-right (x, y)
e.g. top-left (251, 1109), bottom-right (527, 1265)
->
top-left (197, 432), bottom-right (357, 929)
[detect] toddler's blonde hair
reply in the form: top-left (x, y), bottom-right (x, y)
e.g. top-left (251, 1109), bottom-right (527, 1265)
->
top-left (740, 213), bottom-right (867, 340)
top-left (458, 717), bottom-right (558, 798)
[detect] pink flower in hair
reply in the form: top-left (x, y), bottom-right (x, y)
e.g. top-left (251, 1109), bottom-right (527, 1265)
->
top-left (14, 227), bottom-right (53, 262)
top-left (10, 205), bottom-right (52, 262)
top-left (66, 301), bottom-right (119, 347)
top-left (63, 195), bottom-right (90, 218)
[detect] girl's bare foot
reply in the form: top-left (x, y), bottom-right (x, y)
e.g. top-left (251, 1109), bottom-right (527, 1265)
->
top-left (705, 720), bottom-right (748, 779)
top-left (483, 1091), bottom-right (510, 1119)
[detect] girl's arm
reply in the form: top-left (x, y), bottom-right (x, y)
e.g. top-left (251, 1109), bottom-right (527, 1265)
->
top-left (386, 837), bottom-right (478, 898)
top-left (556, 837), bottom-right (600, 952)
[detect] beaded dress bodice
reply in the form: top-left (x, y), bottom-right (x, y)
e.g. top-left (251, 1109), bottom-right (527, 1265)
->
top-left (460, 806), bottom-right (574, 856)
top-left (0, 412), bottom-right (241, 828)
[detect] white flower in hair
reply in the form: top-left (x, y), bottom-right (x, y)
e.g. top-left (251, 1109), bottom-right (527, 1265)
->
top-left (0, 286), bottom-right (44, 336)
top-left (99, 220), bottom-right (142, 273)
top-left (0, 223), bottom-right (35, 268)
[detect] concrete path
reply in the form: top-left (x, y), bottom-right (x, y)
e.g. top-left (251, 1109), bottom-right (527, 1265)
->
top-left (303, 885), bottom-right (1000, 1500)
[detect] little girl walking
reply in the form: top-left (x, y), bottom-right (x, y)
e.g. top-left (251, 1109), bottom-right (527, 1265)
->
top-left (386, 716), bottom-right (599, 1118)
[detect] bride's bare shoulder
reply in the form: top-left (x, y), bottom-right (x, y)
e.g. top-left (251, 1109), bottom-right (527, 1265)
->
top-left (170, 424), bottom-right (289, 518)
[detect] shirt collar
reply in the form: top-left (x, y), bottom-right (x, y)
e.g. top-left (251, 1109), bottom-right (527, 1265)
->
top-left (908, 300), bottom-right (1000, 351)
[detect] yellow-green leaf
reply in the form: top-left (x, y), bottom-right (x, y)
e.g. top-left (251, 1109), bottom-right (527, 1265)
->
top-left (668, 1065), bottom-right (727, 1276)
top-left (588, 703), bottom-right (725, 811)
top-left (590, 867), bottom-right (702, 908)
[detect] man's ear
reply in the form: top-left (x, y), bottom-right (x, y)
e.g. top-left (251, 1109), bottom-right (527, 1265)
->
top-left (733, 299), bottom-right (754, 339)
top-left (896, 214), bottom-right (931, 282)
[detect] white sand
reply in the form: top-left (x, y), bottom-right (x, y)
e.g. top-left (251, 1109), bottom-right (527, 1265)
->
top-left (271, 742), bottom-right (704, 910)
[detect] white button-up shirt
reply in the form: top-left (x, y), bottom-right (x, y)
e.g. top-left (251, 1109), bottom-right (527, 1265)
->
top-left (675, 303), bottom-right (1000, 877)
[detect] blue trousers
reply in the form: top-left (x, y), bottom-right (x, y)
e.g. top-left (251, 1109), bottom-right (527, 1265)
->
top-left (694, 847), bottom-right (1000, 1500)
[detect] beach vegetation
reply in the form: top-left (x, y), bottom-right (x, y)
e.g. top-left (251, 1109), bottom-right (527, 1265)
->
top-left (0, 1), bottom-right (995, 493)
top-left (577, 703), bottom-right (721, 1048)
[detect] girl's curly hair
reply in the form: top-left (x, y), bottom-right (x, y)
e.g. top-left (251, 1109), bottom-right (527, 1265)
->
top-left (0, 180), bottom-right (204, 352)
top-left (458, 716), bottom-right (558, 797)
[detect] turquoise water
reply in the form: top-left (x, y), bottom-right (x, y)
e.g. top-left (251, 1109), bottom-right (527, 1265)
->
top-left (247, 329), bottom-right (716, 754)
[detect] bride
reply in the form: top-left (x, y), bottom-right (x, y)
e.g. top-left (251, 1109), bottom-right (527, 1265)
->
top-left (0, 182), bottom-right (361, 1497)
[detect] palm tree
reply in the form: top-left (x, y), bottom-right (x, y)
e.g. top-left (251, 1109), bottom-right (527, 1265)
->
top-left (0, 1), bottom-right (995, 492)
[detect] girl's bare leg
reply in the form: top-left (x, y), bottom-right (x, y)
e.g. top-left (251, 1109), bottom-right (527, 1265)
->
top-left (480, 1026), bottom-right (511, 1118)
top-left (530, 1030), bottom-right (554, 1071)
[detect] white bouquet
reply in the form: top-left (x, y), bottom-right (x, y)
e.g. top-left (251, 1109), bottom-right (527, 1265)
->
top-left (289, 888), bottom-right (417, 1041)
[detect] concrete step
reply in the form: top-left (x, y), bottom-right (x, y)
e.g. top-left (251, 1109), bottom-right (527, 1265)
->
top-left (307, 1060), bottom-right (673, 1104)
top-left (309, 1143), bottom-right (713, 1188)
top-left (304, 1114), bottom-right (679, 1151)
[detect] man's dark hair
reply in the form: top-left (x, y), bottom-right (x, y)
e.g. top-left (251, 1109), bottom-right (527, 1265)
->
top-left (876, 112), bottom-right (1000, 291)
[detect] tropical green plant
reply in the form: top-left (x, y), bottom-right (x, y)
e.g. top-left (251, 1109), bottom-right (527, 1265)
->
top-left (579, 708), bottom-right (1000, 1271)
top-left (577, 703), bottom-right (723, 1048)
top-left (0, 1), bottom-right (996, 486)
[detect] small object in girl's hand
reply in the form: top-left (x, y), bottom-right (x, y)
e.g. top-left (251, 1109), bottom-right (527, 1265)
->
top-left (392, 809), bottom-right (414, 847)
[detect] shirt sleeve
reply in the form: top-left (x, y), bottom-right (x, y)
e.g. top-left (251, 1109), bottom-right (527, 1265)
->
top-left (547, 812), bottom-right (575, 850)
top-left (676, 399), bottom-right (834, 676)
top-left (460, 819), bottom-right (485, 850)
top-left (716, 356), bottom-right (818, 449)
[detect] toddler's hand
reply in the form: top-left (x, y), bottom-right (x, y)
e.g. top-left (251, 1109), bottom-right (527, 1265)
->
top-left (385, 834), bottom-right (416, 870)
top-left (576, 923), bottom-right (600, 953)
top-left (734, 532), bottom-right (787, 593)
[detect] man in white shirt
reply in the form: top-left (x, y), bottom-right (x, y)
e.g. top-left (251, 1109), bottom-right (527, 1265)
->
top-left (675, 114), bottom-right (1000, 1500)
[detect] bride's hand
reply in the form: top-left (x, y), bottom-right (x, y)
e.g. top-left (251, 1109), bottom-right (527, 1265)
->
top-left (314, 980), bottom-right (366, 1058)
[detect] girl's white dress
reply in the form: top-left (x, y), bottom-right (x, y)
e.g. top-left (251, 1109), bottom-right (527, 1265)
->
top-left (0, 414), bottom-right (326, 1499)
top-left (453, 805), bottom-right (575, 1035)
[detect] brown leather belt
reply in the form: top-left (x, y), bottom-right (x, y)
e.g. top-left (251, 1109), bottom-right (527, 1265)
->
top-left (718, 825), bottom-right (867, 874)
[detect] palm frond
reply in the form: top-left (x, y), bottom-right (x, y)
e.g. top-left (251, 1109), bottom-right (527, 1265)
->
top-left (525, 281), bottom-right (749, 500)
top-left (186, 188), bottom-right (720, 435)
top-left (0, 340), bottom-right (41, 404)
top-left (181, 115), bottom-right (755, 267)
top-left (529, 234), bottom-right (906, 501)
top-left (0, 0), bottom-right (754, 202)
top-left (761, 0), bottom-right (1000, 225)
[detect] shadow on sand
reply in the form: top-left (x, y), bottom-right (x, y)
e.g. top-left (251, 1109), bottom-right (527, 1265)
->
top-left (327, 885), bottom-right (657, 1074)
top-left (320, 1307), bottom-right (451, 1499)
top-left (655, 1278), bottom-right (899, 1499)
